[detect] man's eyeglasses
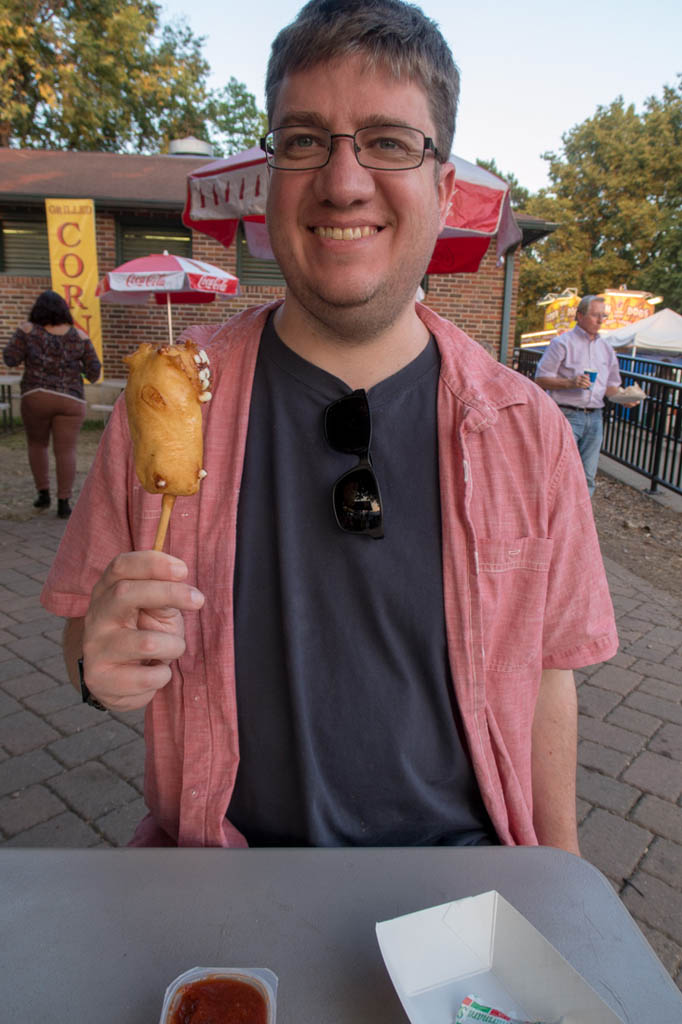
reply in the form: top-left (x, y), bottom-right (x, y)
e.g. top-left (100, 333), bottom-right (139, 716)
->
top-left (324, 390), bottom-right (384, 539)
top-left (261, 124), bottom-right (440, 171)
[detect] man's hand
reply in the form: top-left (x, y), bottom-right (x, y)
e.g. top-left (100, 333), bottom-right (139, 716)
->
top-left (605, 385), bottom-right (640, 408)
top-left (75, 551), bottom-right (204, 712)
top-left (573, 372), bottom-right (591, 389)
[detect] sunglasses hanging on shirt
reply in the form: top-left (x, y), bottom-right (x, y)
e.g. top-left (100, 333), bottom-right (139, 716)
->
top-left (324, 389), bottom-right (384, 539)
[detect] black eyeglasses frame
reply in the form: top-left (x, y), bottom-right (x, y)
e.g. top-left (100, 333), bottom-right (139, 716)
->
top-left (260, 124), bottom-right (441, 172)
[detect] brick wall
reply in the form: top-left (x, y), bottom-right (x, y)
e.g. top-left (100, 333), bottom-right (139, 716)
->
top-left (424, 243), bottom-right (519, 363)
top-left (1, 209), bottom-right (519, 377)
top-left (0, 275), bottom-right (54, 335)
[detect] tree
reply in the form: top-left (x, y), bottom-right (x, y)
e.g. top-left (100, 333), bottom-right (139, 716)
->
top-left (0, 0), bottom-right (265, 155)
top-left (517, 78), bottom-right (682, 336)
top-left (206, 78), bottom-right (268, 156)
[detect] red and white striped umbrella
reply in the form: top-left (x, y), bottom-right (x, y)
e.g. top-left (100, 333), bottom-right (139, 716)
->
top-left (182, 147), bottom-right (522, 275)
top-left (96, 252), bottom-right (239, 343)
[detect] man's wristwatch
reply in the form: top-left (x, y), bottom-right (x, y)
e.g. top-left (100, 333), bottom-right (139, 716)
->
top-left (77, 657), bottom-right (107, 711)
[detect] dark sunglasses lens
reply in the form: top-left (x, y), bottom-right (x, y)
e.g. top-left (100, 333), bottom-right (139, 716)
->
top-left (333, 464), bottom-right (383, 536)
top-left (325, 391), bottom-right (371, 454)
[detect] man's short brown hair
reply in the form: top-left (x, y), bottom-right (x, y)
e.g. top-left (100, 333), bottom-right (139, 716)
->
top-left (266, 0), bottom-right (460, 160)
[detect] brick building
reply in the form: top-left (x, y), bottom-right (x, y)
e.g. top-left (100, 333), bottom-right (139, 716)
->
top-left (0, 148), bottom-right (551, 378)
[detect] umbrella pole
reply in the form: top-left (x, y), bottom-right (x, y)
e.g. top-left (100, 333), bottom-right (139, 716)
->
top-left (166, 292), bottom-right (174, 345)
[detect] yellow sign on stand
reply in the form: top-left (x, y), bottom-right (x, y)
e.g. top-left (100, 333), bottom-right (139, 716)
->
top-left (540, 287), bottom-right (655, 334)
top-left (542, 293), bottom-right (580, 334)
top-left (520, 287), bottom-right (659, 348)
top-left (600, 290), bottom-right (654, 331)
top-left (45, 199), bottom-right (103, 368)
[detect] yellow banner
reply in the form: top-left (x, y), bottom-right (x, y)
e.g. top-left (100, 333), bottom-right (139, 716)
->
top-left (602, 292), bottom-right (653, 332)
top-left (45, 199), bottom-right (103, 369)
top-left (543, 295), bottom-right (579, 333)
top-left (543, 290), bottom-right (654, 334)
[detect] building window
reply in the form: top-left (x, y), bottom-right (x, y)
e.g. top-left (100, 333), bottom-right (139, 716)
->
top-left (116, 219), bottom-right (192, 263)
top-left (0, 217), bottom-right (50, 274)
top-left (236, 224), bottom-right (285, 286)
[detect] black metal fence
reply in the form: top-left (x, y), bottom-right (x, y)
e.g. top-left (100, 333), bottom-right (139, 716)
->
top-left (512, 348), bottom-right (682, 495)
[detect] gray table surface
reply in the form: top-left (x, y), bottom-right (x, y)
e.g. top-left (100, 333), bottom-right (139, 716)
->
top-left (1, 846), bottom-right (680, 1022)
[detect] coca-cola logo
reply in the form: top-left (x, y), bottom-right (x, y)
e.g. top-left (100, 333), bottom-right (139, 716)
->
top-left (196, 275), bottom-right (228, 292)
top-left (125, 273), bottom-right (167, 287)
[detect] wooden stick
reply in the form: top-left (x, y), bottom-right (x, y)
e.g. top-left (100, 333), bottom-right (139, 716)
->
top-left (153, 494), bottom-right (176, 552)
top-left (166, 292), bottom-right (174, 345)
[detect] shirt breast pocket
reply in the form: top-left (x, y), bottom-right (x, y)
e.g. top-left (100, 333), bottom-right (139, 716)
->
top-left (476, 537), bottom-right (553, 671)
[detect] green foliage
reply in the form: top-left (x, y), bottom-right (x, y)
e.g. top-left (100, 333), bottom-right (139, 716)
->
top-left (0, 0), bottom-right (265, 155)
top-left (206, 78), bottom-right (268, 155)
top-left (517, 78), bottom-right (682, 337)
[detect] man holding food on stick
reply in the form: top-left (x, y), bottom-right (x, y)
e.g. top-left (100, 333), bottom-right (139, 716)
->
top-left (42, 0), bottom-right (618, 852)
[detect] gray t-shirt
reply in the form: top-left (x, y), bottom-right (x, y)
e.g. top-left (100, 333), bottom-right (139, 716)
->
top-left (228, 315), bottom-right (496, 846)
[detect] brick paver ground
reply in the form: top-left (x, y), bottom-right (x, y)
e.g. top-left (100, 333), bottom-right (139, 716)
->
top-left (1, 511), bottom-right (681, 990)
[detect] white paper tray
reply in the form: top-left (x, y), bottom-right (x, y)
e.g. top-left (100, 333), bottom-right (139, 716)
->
top-left (377, 891), bottom-right (624, 1024)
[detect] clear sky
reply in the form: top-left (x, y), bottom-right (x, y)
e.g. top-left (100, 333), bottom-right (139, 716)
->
top-left (160, 0), bottom-right (681, 193)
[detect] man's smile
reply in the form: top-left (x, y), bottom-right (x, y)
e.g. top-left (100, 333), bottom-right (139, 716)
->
top-left (311, 225), bottom-right (381, 240)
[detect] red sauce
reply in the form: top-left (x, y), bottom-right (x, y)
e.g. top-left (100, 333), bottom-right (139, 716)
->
top-left (169, 977), bottom-right (268, 1024)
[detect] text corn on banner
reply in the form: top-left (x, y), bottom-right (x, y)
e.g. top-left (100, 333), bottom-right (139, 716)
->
top-left (45, 199), bottom-right (103, 368)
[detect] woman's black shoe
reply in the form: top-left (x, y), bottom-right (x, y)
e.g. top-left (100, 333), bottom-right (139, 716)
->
top-left (33, 489), bottom-right (51, 509)
top-left (57, 499), bottom-right (72, 519)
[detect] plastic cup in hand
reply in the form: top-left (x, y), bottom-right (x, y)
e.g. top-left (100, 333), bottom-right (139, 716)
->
top-left (585, 368), bottom-right (598, 386)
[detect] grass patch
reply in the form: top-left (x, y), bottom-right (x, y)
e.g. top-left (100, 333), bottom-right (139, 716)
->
top-left (1, 417), bottom-right (106, 431)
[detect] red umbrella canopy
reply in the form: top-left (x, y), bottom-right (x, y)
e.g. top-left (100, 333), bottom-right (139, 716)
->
top-left (96, 253), bottom-right (240, 306)
top-left (182, 148), bottom-right (522, 274)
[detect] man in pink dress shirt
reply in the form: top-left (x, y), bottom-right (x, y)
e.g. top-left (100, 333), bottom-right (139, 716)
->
top-left (535, 295), bottom-right (624, 496)
top-left (41, 0), bottom-right (618, 851)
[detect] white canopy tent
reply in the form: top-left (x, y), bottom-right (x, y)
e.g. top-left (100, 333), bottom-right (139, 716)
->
top-left (601, 308), bottom-right (682, 354)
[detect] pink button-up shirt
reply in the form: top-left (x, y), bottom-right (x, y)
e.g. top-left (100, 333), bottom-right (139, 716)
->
top-left (41, 303), bottom-right (618, 847)
top-left (535, 324), bottom-right (622, 409)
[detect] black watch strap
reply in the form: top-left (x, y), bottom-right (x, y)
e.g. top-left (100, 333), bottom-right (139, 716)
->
top-left (78, 657), bottom-right (107, 711)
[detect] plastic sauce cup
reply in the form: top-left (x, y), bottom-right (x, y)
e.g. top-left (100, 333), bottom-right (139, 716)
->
top-left (159, 966), bottom-right (278, 1024)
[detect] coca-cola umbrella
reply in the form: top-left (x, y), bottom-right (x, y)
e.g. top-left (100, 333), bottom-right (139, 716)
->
top-left (182, 147), bottom-right (522, 274)
top-left (95, 252), bottom-right (239, 343)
